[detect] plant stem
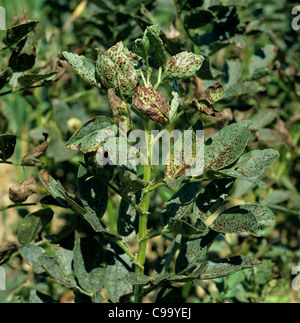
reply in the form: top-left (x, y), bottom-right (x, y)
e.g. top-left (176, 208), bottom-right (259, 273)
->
top-left (134, 119), bottom-right (152, 303)
top-left (154, 66), bottom-right (163, 89)
top-left (0, 203), bottom-right (37, 212)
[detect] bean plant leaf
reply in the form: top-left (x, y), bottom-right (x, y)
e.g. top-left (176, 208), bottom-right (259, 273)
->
top-left (0, 134), bottom-right (17, 161)
top-left (211, 204), bottom-right (276, 237)
top-left (20, 245), bottom-right (46, 274)
top-left (104, 242), bottom-right (133, 303)
top-left (168, 219), bottom-right (199, 237)
top-left (187, 256), bottom-right (262, 280)
top-left (162, 52), bottom-right (205, 81)
top-left (39, 169), bottom-right (86, 215)
top-left (18, 72), bottom-right (57, 87)
top-left (175, 230), bottom-right (219, 274)
top-left (164, 119), bottom-right (204, 187)
top-left (63, 52), bottom-right (102, 89)
top-left (73, 239), bottom-right (106, 294)
top-left (29, 290), bottom-right (57, 304)
top-left (161, 182), bottom-right (202, 226)
top-left (96, 42), bottom-right (138, 97)
top-left (116, 171), bottom-right (148, 194)
top-left (184, 8), bottom-right (216, 29)
top-left (0, 68), bottom-right (13, 90)
top-left (249, 45), bottom-right (278, 79)
top-left (184, 82), bottom-right (225, 119)
top-left (77, 165), bottom-right (108, 220)
top-left (118, 192), bottom-right (141, 242)
top-left (9, 176), bottom-right (37, 204)
top-left (204, 120), bottom-right (252, 173)
top-left (204, 0), bottom-right (252, 8)
top-left (193, 179), bottom-right (235, 223)
top-left (65, 116), bottom-right (118, 154)
top-left (169, 91), bottom-right (180, 119)
top-left (40, 245), bottom-right (77, 289)
top-left (133, 85), bottom-right (170, 124)
top-left (4, 20), bottom-right (39, 47)
top-left (17, 208), bottom-right (54, 245)
top-left (145, 25), bottom-right (168, 67)
top-left (213, 149), bottom-right (280, 189)
top-left (132, 35), bottom-right (151, 60)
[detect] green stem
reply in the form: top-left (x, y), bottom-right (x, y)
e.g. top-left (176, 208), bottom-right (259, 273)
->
top-left (154, 66), bottom-right (163, 89)
top-left (116, 240), bottom-right (142, 269)
top-left (134, 119), bottom-right (152, 303)
top-left (0, 203), bottom-right (37, 212)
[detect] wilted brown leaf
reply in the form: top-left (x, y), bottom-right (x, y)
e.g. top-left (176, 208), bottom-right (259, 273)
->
top-left (9, 176), bottom-right (37, 204)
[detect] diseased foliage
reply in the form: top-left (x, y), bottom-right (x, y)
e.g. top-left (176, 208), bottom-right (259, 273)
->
top-left (0, 0), bottom-right (299, 304)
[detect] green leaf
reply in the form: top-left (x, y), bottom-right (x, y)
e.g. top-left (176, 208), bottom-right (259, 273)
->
top-left (77, 165), bottom-right (108, 220)
top-left (161, 182), bottom-right (202, 226)
top-left (116, 170), bottom-right (148, 194)
top-left (162, 52), bottom-right (205, 81)
top-left (118, 192), bottom-right (141, 242)
top-left (18, 72), bottom-right (57, 87)
top-left (20, 245), bottom-right (46, 274)
top-left (214, 149), bottom-right (280, 189)
top-left (40, 245), bottom-right (77, 289)
top-left (164, 119), bottom-right (204, 187)
top-left (184, 8), bottom-right (216, 29)
top-left (193, 179), bottom-right (235, 223)
top-left (0, 134), bottom-right (17, 161)
top-left (145, 25), bottom-right (168, 67)
top-left (175, 230), bottom-right (218, 274)
top-left (4, 20), bottom-right (39, 47)
top-left (211, 204), bottom-right (276, 237)
top-left (0, 68), bottom-right (13, 90)
top-left (204, 120), bottom-right (251, 173)
top-left (132, 36), bottom-right (151, 60)
top-left (62, 52), bottom-right (102, 89)
top-left (104, 242), bottom-right (133, 303)
top-left (74, 239), bottom-right (106, 294)
top-left (204, 0), bottom-right (252, 8)
top-left (29, 290), bottom-right (57, 304)
top-left (17, 208), bottom-right (54, 245)
top-left (168, 219), bottom-right (198, 237)
top-left (39, 169), bottom-right (86, 215)
top-left (249, 108), bottom-right (278, 131)
top-left (188, 256), bottom-right (262, 280)
top-left (154, 235), bottom-right (182, 275)
top-left (169, 91), bottom-right (180, 119)
top-left (65, 116), bottom-right (118, 154)
top-left (249, 45), bottom-right (278, 79)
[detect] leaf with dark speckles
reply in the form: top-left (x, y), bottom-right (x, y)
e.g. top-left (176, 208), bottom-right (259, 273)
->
top-left (211, 204), bottom-right (276, 237)
top-left (66, 116), bottom-right (118, 154)
top-left (204, 120), bottom-right (252, 173)
top-left (63, 52), bottom-right (102, 89)
top-left (213, 149), bottom-right (280, 189)
top-left (162, 52), bottom-right (205, 81)
top-left (104, 242), bottom-right (133, 303)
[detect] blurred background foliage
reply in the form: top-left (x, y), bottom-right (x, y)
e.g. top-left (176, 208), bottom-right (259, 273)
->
top-left (0, 0), bottom-right (299, 303)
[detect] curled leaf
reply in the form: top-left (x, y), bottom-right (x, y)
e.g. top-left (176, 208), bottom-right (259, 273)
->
top-left (9, 176), bottom-right (37, 204)
top-left (133, 85), bottom-right (170, 124)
